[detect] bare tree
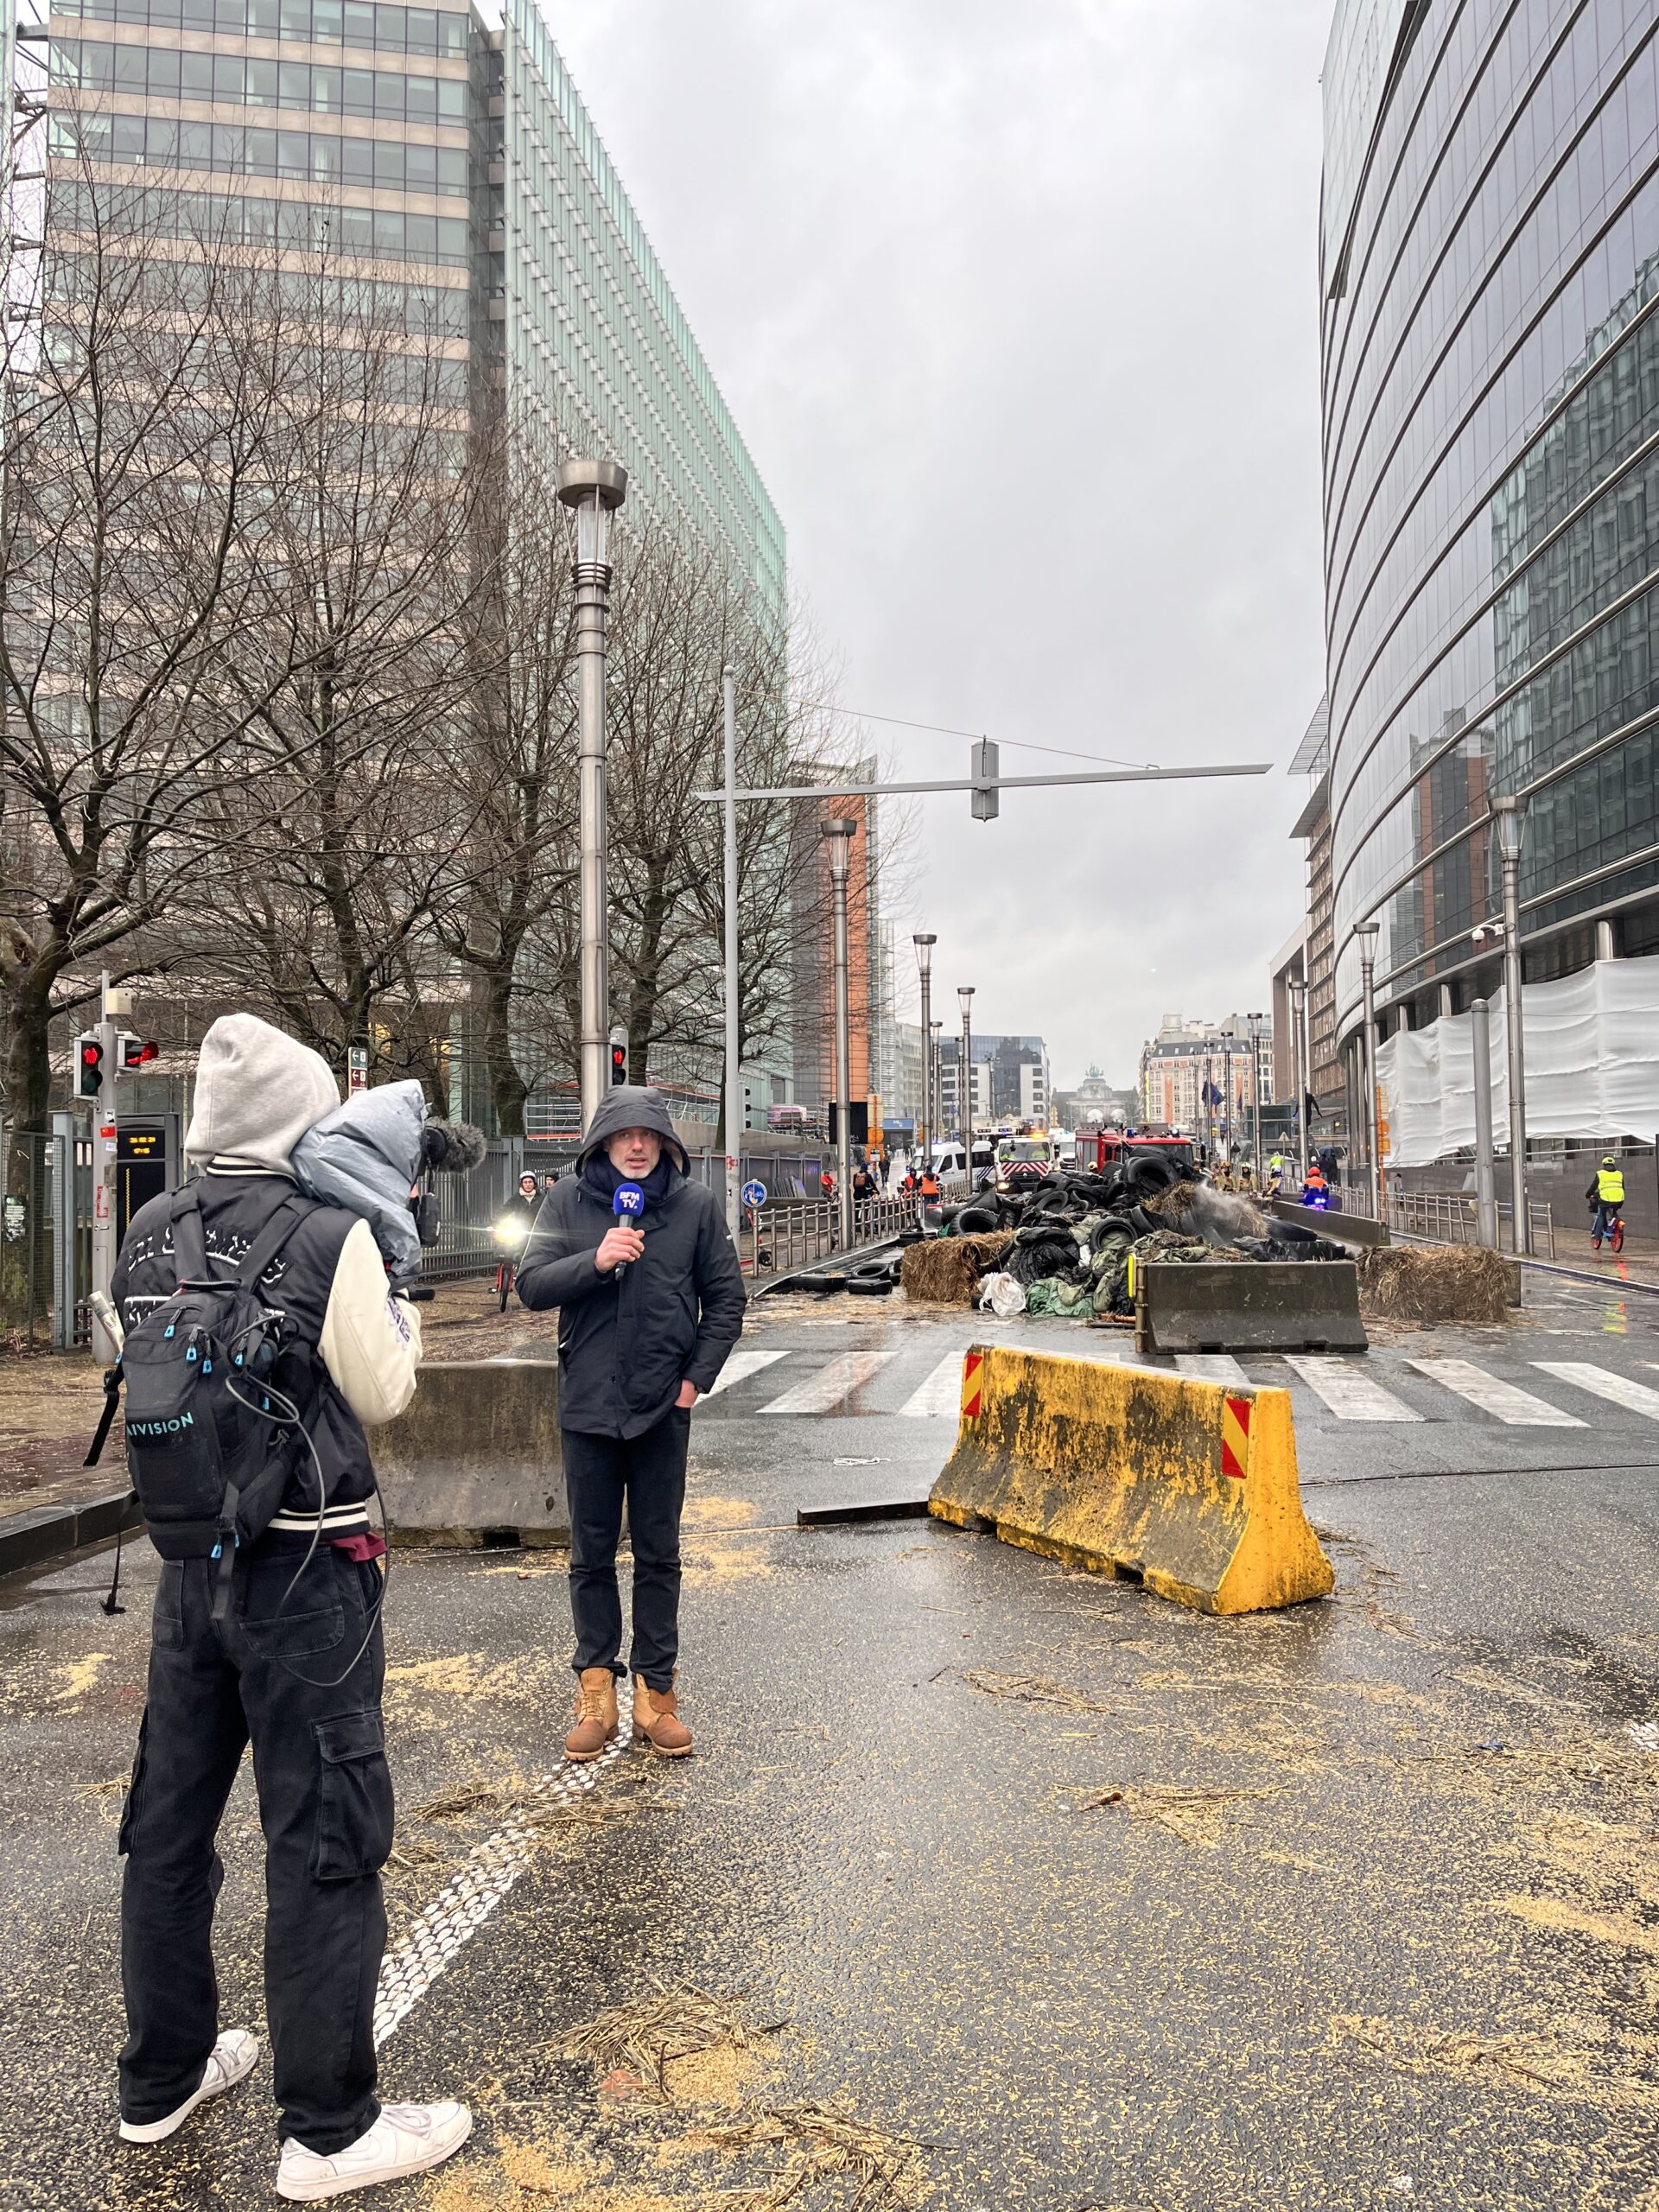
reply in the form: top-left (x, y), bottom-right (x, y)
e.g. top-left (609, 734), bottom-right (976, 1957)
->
top-left (0, 162), bottom-right (346, 1145)
top-left (433, 407), bottom-right (581, 1135)
top-left (183, 241), bottom-right (495, 1097)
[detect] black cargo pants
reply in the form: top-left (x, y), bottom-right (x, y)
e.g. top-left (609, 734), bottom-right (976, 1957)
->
top-left (118, 1546), bottom-right (391, 2154)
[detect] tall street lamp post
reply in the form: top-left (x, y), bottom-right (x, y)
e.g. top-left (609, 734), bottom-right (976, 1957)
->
top-left (1491, 792), bottom-right (1531, 1253)
top-left (823, 819), bottom-right (859, 1249)
top-left (556, 456), bottom-right (627, 1128)
top-left (957, 986), bottom-right (975, 1171)
top-left (1353, 919), bottom-right (1382, 1221)
top-left (1220, 1033), bottom-right (1235, 1161)
top-left (721, 668), bottom-right (742, 1244)
top-left (1287, 976), bottom-right (1308, 1183)
top-left (912, 935), bottom-right (936, 1176)
top-left (929, 1020), bottom-right (943, 1169)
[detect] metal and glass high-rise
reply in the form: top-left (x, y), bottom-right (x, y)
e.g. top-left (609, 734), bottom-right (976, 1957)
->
top-left (1319, 1), bottom-right (1659, 1147)
top-left (34, 0), bottom-right (784, 595)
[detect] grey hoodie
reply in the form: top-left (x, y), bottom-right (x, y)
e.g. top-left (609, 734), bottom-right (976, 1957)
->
top-left (184, 1013), bottom-right (340, 1174)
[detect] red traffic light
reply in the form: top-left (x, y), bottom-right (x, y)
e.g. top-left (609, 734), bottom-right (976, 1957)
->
top-left (122, 1037), bottom-right (160, 1068)
top-left (610, 1045), bottom-right (627, 1084)
top-left (78, 1037), bottom-right (104, 1096)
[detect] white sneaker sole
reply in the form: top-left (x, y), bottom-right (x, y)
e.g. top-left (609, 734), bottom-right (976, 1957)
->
top-left (275, 2111), bottom-right (474, 2202)
top-left (119, 2033), bottom-right (260, 2143)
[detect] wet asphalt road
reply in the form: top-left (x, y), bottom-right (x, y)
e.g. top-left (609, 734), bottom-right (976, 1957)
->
top-left (3, 1277), bottom-right (1659, 2211)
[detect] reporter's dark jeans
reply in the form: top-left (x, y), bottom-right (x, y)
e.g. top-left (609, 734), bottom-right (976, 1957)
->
top-left (118, 1548), bottom-right (390, 2154)
top-left (563, 1408), bottom-right (690, 1691)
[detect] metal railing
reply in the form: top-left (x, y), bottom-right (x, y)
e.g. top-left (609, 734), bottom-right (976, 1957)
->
top-left (1384, 1188), bottom-right (1555, 1260)
top-left (1, 1118), bottom-right (92, 1351)
top-left (745, 1175), bottom-right (970, 1281)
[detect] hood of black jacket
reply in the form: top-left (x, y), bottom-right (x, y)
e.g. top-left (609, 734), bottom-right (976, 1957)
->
top-left (574, 1085), bottom-right (690, 1175)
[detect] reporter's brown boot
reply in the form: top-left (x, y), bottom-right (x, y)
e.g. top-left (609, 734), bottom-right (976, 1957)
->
top-left (632, 1676), bottom-right (692, 1758)
top-left (565, 1668), bottom-right (619, 1761)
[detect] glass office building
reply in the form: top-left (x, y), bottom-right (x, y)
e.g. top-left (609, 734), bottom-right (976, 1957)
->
top-left (1319, 1), bottom-right (1659, 1143)
top-left (491, 0), bottom-right (785, 607)
top-left (34, 0), bottom-right (783, 600)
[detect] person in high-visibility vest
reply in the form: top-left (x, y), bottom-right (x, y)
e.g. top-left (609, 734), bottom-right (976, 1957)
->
top-left (1586, 1154), bottom-right (1625, 1245)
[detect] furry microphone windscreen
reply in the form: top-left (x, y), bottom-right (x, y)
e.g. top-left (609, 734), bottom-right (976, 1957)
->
top-left (421, 1120), bottom-right (487, 1173)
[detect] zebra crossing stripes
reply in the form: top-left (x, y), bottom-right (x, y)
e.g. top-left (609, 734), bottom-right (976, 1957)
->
top-left (1534, 1362), bottom-right (1659, 1421)
top-left (1406, 1357), bottom-right (1585, 1427)
top-left (899, 1352), bottom-right (967, 1418)
top-left (1285, 1356), bottom-right (1422, 1421)
top-left (709, 1344), bottom-right (1659, 1429)
top-left (703, 1347), bottom-right (790, 1398)
top-left (1174, 1353), bottom-right (1251, 1386)
top-left (759, 1350), bottom-right (900, 1414)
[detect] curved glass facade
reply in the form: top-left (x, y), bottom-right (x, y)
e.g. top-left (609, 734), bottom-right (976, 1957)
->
top-left (1319, 0), bottom-right (1659, 1068)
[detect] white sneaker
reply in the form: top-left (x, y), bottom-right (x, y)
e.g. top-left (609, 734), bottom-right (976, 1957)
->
top-left (276, 2101), bottom-right (473, 2202)
top-left (118, 2028), bottom-right (261, 2144)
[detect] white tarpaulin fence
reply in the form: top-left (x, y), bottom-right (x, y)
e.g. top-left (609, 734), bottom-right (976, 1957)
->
top-left (1376, 954), bottom-right (1659, 1166)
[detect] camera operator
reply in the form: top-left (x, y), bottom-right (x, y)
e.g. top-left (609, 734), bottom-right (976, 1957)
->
top-left (518, 1086), bottom-right (743, 1760)
top-left (111, 1014), bottom-right (470, 2202)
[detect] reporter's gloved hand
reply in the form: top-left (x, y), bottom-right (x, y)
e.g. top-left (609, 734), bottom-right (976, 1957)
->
top-left (594, 1225), bottom-right (645, 1273)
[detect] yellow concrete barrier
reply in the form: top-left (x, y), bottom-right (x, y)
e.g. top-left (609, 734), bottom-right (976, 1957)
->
top-left (930, 1344), bottom-right (1333, 1615)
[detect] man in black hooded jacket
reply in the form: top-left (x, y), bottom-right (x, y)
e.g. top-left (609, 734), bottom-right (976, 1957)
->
top-left (518, 1086), bottom-right (744, 1758)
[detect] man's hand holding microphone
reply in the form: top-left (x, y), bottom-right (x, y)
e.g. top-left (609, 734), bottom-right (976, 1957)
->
top-left (595, 1180), bottom-right (645, 1275)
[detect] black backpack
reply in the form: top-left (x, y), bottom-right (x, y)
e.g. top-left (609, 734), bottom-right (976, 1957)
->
top-left (89, 1187), bottom-right (317, 1611)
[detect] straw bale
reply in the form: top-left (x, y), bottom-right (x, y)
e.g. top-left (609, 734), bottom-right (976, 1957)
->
top-left (899, 1231), bottom-right (1014, 1305)
top-left (1357, 1244), bottom-right (1510, 1325)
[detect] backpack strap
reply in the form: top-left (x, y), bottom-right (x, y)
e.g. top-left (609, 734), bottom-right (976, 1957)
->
top-left (235, 1194), bottom-right (313, 1294)
top-left (168, 1185), bottom-right (209, 1283)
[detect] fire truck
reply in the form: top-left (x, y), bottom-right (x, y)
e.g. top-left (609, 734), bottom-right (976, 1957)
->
top-left (1071, 1129), bottom-right (1197, 1175)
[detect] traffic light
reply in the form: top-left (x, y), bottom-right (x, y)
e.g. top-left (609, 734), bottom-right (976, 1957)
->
top-left (610, 1043), bottom-right (627, 1085)
top-left (121, 1036), bottom-right (159, 1069)
top-left (78, 1036), bottom-right (104, 1096)
top-left (969, 738), bottom-right (1000, 822)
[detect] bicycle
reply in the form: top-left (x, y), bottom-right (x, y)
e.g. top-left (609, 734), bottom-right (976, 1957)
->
top-left (1591, 1205), bottom-right (1625, 1255)
top-left (492, 1214), bottom-right (531, 1308)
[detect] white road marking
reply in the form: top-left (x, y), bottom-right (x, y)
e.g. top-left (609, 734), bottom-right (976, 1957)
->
top-left (1406, 1357), bottom-right (1584, 1427)
top-left (1535, 1362), bottom-right (1659, 1421)
top-left (702, 1347), bottom-right (790, 1398)
top-left (1174, 1353), bottom-right (1251, 1386)
top-left (373, 1730), bottom-right (629, 2049)
top-left (1286, 1357), bottom-right (1423, 1421)
top-left (899, 1351), bottom-right (966, 1418)
top-left (760, 1350), bottom-right (899, 1414)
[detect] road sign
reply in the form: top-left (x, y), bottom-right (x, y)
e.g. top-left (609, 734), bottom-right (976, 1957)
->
top-left (347, 1044), bottom-right (369, 1093)
top-left (741, 1179), bottom-right (766, 1211)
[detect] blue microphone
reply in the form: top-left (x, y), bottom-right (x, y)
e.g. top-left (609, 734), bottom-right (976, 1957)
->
top-left (612, 1182), bottom-right (645, 1275)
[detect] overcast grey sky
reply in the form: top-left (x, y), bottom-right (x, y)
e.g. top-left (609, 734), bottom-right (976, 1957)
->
top-left (549, 0), bottom-right (1332, 1090)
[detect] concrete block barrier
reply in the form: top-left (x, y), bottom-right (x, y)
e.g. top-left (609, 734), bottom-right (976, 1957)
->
top-left (1135, 1260), bottom-right (1368, 1354)
top-left (929, 1345), bottom-right (1334, 1615)
top-left (1268, 1198), bottom-right (1391, 1248)
top-left (372, 1361), bottom-right (568, 1548)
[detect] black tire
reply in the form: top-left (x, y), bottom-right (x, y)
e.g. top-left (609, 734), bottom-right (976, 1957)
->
top-left (847, 1279), bottom-right (893, 1296)
top-left (955, 1205), bottom-right (1001, 1234)
top-left (498, 1266), bottom-right (512, 1313)
top-left (1124, 1154), bottom-right (1179, 1192)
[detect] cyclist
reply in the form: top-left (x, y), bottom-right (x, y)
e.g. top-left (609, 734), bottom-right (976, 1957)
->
top-left (493, 1173), bottom-right (540, 1307)
top-left (1586, 1154), bottom-right (1626, 1250)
